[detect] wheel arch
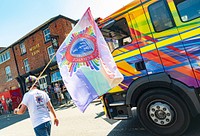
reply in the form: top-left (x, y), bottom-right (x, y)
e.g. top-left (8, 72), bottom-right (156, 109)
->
top-left (126, 73), bottom-right (200, 117)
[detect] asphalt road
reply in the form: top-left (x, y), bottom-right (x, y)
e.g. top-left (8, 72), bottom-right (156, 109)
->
top-left (0, 101), bottom-right (200, 136)
top-left (107, 109), bottom-right (200, 136)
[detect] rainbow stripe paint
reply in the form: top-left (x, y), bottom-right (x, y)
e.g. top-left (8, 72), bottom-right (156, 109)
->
top-left (98, 0), bottom-right (200, 93)
top-left (56, 8), bottom-right (123, 112)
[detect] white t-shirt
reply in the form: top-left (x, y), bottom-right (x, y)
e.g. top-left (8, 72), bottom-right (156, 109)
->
top-left (54, 87), bottom-right (61, 93)
top-left (21, 88), bottom-right (51, 128)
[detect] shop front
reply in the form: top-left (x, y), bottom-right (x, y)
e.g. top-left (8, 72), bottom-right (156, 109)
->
top-left (0, 88), bottom-right (23, 111)
top-left (17, 61), bottom-right (63, 94)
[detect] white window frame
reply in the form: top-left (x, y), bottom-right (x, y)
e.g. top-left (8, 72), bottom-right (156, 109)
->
top-left (20, 42), bottom-right (26, 54)
top-left (39, 75), bottom-right (47, 90)
top-left (0, 51), bottom-right (10, 64)
top-left (43, 28), bottom-right (51, 42)
top-left (47, 46), bottom-right (56, 62)
top-left (23, 58), bottom-right (30, 73)
top-left (5, 66), bottom-right (12, 81)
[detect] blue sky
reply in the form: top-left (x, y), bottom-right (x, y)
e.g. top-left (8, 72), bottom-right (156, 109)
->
top-left (0, 0), bottom-right (132, 47)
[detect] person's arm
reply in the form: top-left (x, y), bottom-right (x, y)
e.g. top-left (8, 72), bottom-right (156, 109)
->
top-left (47, 101), bottom-right (59, 126)
top-left (14, 103), bottom-right (27, 115)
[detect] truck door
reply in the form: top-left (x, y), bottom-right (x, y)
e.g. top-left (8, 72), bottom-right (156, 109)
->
top-left (142, 0), bottom-right (199, 87)
top-left (170, 0), bottom-right (200, 87)
top-left (128, 0), bottom-right (165, 76)
top-left (100, 13), bottom-right (147, 92)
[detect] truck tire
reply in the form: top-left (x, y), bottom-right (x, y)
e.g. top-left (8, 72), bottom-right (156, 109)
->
top-left (137, 88), bottom-right (190, 136)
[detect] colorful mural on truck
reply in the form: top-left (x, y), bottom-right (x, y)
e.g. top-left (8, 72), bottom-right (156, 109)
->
top-left (98, 0), bottom-right (200, 92)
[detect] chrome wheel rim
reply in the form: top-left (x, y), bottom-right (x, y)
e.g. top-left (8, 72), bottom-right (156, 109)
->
top-left (149, 102), bottom-right (174, 125)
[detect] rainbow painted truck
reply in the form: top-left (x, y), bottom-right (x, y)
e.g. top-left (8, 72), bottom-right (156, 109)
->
top-left (97, 0), bottom-right (200, 135)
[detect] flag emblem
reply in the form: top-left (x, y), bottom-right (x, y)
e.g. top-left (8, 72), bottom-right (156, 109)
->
top-left (64, 26), bottom-right (99, 76)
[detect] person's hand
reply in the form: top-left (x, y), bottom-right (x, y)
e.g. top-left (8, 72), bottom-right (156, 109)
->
top-left (54, 118), bottom-right (59, 126)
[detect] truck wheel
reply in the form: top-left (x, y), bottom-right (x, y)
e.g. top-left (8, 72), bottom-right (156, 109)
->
top-left (137, 89), bottom-right (190, 136)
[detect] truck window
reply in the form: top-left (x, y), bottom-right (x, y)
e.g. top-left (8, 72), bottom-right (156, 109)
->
top-left (174, 0), bottom-right (200, 22)
top-left (149, 0), bottom-right (175, 32)
top-left (101, 18), bottom-right (132, 52)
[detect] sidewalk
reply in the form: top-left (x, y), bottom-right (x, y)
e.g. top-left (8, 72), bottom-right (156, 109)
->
top-left (0, 111), bottom-right (30, 130)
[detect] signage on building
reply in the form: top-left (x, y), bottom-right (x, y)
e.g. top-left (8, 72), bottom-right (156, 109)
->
top-left (49, 65), bottom-right (58, 70)
top-left (29, 44), bottom-right (40, 56)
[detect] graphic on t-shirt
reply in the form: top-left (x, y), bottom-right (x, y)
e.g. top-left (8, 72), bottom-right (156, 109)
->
top-left (36, 96), bottom-right (43, 104)
top-left (35, 94), bottom-right (45, 109)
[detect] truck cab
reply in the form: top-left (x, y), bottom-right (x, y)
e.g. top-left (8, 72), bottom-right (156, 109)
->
top-left (98, 0), bottom-right (200, 135)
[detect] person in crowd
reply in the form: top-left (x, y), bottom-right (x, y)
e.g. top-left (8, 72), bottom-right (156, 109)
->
top-left (54, 83), bottom-right (62, 105)
top-left (6, 98), bottom-right (12, 114)
top-left (0, 100), bottom-right (4, 115)
top-left (61, 85), bottom-right (69, 104)
top-left (47, 85), bottom-right (55, 105)
top-left (14, 75), bottom-right (59, 136)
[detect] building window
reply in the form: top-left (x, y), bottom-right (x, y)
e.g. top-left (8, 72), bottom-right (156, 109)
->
top-left (20, 42), bottom-right (26, 55)
top-left (174, 0), bottom-right (200, 22)
top-left (149, 0), bottom-right (175, 32)
top-left (51, 71), bottom-right (62, 83)
top-left (5, 66), bottom-right (12, 81)
top-left (43, 28), bottom-right (51, 42)
top-left (0, 51), bottom-right (10, 64)
top-left (47, 46), bottom-right (56, 62)
top-left (39, 75), bottom-right (47, 90)
top-left (23, 58), bottom-right (30, 73)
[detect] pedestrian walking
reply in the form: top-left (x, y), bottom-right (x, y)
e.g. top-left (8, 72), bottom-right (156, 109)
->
top-left (14, 75), bottom-right (59, 136)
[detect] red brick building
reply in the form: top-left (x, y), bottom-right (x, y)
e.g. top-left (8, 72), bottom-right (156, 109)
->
top-left (0, 47), bottom-right (19, 92)
top-left (1, 15), bottom-right (76, 94)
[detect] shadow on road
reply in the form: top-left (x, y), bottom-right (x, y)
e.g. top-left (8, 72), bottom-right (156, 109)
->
top-left (54, 103), bottom-right (75, 111)
top-left (0, 112), bottom-right (30, 130)
top-left (0, 103), bottom-right (73, 130)
top-left (95, 111), bottom-right (104, 119)
top-left (107, 113), bottom-right (152, 136)
top-left (107, 109), bottom-right (200, 136)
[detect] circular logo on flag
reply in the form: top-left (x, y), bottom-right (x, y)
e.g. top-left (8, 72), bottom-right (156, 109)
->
top-left (66, 34), bottom-right (98, 62)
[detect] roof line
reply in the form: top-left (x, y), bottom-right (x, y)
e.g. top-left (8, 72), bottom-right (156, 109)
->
top-left (8, 15), bottom-right (76, 48)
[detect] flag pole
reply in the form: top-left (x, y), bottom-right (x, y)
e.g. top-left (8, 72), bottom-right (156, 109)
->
top-left (29, 51), bottom-right (58, 90)
top-left (17, 50), bottom-right (58, 109)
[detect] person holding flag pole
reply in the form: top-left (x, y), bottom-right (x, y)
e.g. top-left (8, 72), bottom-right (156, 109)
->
top-left (13, 55), bottom-right (59, 136)
top-left (13, 7), bottom-right (123, 135)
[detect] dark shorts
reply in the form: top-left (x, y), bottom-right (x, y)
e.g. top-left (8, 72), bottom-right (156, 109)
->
top-left (34, 121), bottom-right (51, 136)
